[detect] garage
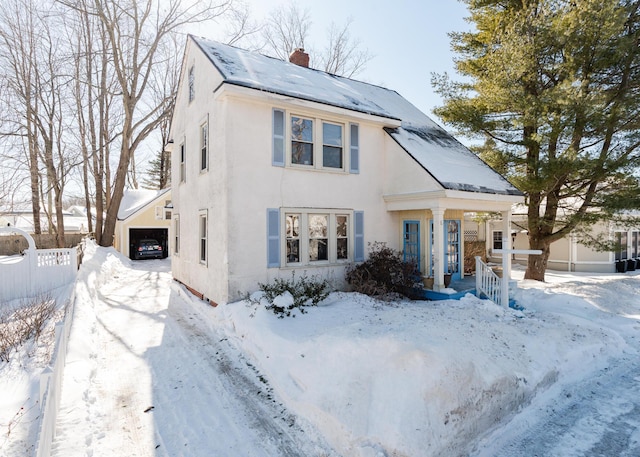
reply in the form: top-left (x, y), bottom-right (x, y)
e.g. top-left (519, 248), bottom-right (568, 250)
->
top-left (128, 228), bottom-right (169, 260)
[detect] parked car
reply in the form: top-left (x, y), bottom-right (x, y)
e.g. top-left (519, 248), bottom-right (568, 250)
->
top-left (134, 239), bottom-right (163, 260)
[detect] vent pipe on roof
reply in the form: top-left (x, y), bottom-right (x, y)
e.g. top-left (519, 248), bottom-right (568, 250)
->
top-left (289, 48), bottom-right (309, 68)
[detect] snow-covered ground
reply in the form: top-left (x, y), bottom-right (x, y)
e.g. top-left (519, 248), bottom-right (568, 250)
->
top-left (2, 242), bottom-right (639, 456)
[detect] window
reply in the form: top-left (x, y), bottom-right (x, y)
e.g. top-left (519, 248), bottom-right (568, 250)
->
top-left (492, 231), bottom-right (503, 250)
top-left (336, 215), bottom-right (348, 260)
top-left (174, 215), bottom-right (180, 255)
top-left (286, 214), bottom-right (300, 263)
top-left (286, 113), bottom-right (347, 170)
top-left (309, 214), bottom-right (328, 262)
top-left (282, 210), bottom-right (352, 266)
top-left (614, 231), bottom-right (628, 261)
top-left (199, 211), bottom-right (207, 264)
top-left (200, 121), bottom-right (208, 171)
top-left (179, 143), bottom-right (186, 182)
top-left (322, 122), bottom-right (343, 168)
top-left (291, 116), bottom-right (313, 165)
top-left (188, 66), bottom-right (195, 102)
top-left (632, 231), bottom-right (639, 258)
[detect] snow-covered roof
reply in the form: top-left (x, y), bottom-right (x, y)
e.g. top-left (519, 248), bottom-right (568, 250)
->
top-left (0, 209), bottom-right (89, 233)
top-left (117, 188), bottom-right (170, 220)
top-left (192, 36), bottom-right (522, 196)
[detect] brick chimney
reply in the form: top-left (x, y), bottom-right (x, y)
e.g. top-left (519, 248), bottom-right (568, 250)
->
top-left (289, 48), bottom-right (309, 68)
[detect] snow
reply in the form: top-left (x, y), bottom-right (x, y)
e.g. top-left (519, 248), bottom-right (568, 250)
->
top-left (0, 286), bottom-right (72, 456)
top-left (2, 243), bottom-right (640, 456)
top-left (193, 36), bottom-right (520, 196)
top-left (117, 188), bottom-right (169, 220)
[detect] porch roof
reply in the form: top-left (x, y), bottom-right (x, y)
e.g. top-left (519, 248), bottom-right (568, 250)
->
top-left (383, 189), bottom-right (523, 213)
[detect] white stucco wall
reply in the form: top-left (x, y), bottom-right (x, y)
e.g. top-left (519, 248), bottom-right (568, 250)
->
top-left (221, 93), bottom-right (398, 301)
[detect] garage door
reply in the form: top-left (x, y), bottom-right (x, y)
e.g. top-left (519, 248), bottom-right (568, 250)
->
top-left (129, 228), bottom-right (169, 260)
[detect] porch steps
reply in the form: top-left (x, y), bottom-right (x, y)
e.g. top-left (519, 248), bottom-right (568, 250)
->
top-left (414, 274), bottom-right (521, 309)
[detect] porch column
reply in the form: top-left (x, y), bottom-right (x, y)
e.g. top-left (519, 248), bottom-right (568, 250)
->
top-left (501, 209), bottom-right (512, 307)
top-left (432, 208), bottom-right (445, 291)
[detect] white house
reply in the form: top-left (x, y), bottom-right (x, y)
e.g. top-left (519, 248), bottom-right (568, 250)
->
top-left (168, 36), bottom-right (524, 305)
top-left (476, 207), bottom-right (640, 273)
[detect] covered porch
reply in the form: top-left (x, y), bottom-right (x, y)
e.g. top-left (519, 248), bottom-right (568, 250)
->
top-left (384, 189), bottom-right (522, 298)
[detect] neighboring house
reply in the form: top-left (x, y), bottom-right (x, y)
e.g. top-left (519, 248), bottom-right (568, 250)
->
top-left (114, 188), bottom-right (172, 260)
top-left (168, 36), bottom-right (524, 305)
top-left (0, 208), bottom-right (90, 233)
top-left (476, 209), bottom-right (640, 273)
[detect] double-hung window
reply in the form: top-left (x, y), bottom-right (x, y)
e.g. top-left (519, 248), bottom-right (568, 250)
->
top-left (179, 143), bottom-right (186, 183)
top-left (200, 121), bottom-right (208, 171)
top-left (492, 231), bottom-right (503, 250)
top-left (174, 215), bottom-right (180, 255)
top-left (290, 115), bottom-right (345, 170)
top-left (322, 122), bottom-right (343, 168)
top-left (199, 211), bottom-right (207, 264)
top-left (274, 109), bottom-right (358, 173)
top-left (291, 116), bottom-right (314, 165)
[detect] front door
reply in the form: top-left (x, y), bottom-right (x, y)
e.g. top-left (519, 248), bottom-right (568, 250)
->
top-left (430, 219), bottom-right (462, 280)
top-left (403, 221), bottom-right (420, 271)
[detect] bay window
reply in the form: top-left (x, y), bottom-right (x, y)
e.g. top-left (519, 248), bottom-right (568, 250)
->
top-left (283, 210), bottom-right (352, 265)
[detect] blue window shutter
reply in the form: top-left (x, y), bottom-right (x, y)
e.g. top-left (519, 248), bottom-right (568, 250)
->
top-left (349, 123), bottom-right (359, 174)
top-left (267, 208), bottom-right (280, 267)
top-left (354, 211), bottom-right (364, 262)
top-left (272, 109), bottom-right (285, 167)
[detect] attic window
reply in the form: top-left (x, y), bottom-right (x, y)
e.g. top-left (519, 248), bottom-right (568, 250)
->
top-left (188, 66), bottom-right (195, 102)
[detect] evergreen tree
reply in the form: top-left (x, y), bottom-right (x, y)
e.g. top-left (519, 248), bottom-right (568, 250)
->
top-left (434, 0), bottom-right (640, 281)
top-left (142, 149), bottom-right (171, 190)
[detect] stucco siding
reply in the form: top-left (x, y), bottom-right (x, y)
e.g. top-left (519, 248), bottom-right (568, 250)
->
top-left (221, 96), bottom-right (398, 301)
top-left (170, 40), bottom-right (229, 303)
top-left (383, 134), bottom-right (443, 196)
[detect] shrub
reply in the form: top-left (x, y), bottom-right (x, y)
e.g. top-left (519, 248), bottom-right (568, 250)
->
top-left (346, 241), bottom-right (422, 299)
top-left (256, 273), bottom-right (330, 317)
top-left (0, 294), bottom-right (57, 362)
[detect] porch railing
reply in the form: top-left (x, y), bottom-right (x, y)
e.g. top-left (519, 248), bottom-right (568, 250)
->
top-left (475, 256), bottom-right (502, 305)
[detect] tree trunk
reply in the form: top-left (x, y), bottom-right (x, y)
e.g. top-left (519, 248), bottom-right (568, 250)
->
top-left (524, 237), bottom-right (551, 281)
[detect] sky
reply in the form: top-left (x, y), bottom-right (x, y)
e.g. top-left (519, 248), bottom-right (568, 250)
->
top-left (204, 0), bottom-right (471, 122)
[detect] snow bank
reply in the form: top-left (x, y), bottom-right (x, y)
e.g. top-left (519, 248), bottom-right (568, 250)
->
top-left (213, 284), bottom-right (627, 457)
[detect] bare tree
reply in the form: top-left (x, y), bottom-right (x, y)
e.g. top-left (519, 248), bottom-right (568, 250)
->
top-left (260, 2), bottom-right (372, 77)
top-left (262, 3), bottom-right (311, 60)
top-left (0, 0), bottom-right (82, 246)
top-left (61, 0), bottom-right (232, 247)
top-left (219, 0), bottom-right (262, 47)
top-left (0, 0), bottom-right (42, 234)
top-left (317, 18), bottom-right (372, 78)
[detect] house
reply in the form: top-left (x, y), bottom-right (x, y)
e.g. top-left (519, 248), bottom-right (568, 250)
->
top-left (114, 188), bottom-right (172, 260)
top-left (168, 36), bottom-right (524, 305)
top-left (0, 208), bottom-right (90, 234)
top-left (471, 207), bottom-right (640, 273)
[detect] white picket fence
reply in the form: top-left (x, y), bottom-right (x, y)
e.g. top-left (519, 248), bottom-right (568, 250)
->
top-left (0, 228), bottom-right (83, 456)
top-left (0, 228), bottom-right (79, 303)
top-left (35, 286), bottom-right (76, 457)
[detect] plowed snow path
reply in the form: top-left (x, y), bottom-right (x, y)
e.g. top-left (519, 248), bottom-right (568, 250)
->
top-left (50, 256), bottom-right (332, 457)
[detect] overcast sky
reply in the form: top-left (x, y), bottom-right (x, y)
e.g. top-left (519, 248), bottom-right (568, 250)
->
top-left (201, 0), bottom-right (471, 123)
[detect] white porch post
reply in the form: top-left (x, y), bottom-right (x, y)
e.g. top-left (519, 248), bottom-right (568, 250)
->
top-left (501, 210), bottom-right (512, 307)
top-left (432, 208), bottom-right (445, 291)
